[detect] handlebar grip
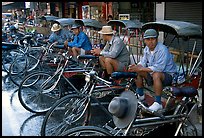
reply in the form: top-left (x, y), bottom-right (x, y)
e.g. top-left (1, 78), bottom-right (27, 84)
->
top-left (53, 44), bottom-right (64, 49)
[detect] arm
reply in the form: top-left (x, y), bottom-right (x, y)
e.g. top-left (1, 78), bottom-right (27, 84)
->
top-left (148, 49), bottom-right (168, 72)
top-left (68, 32), bottom-right (86, 48)
top-left (101, 39), bottom-right (124, 58)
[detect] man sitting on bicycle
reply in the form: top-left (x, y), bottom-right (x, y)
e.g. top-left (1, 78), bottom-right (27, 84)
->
top-left (64, 23), bottom-right (92, 62)
top-left (44, 23), bottom-right (73, 53)
top-left (128, 29), bottom-right (177, 111)
top-left (91, 26), bottom-right (130, 81)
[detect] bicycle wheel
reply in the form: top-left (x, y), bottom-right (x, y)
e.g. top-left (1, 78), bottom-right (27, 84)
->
top-left (60, 126), bottom-right (112, 136)
top-left (9, 53), bottom-right (41, 86)
top-left (2, 49), bottom-right (20, 73)
top-left (18, 72), bottom-right (62, 113)
top-left (175, 102), bottom-right (198, 136)
top-left (41, 94), bottom-right (91, 136)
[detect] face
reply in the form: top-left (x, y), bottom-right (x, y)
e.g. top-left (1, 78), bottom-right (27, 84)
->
top-left (54, 30), bottom-right (60, 34)
top-left (144, 37), bottom-right (158, 51)
top-left (72, 28), bottom-right (80, 35)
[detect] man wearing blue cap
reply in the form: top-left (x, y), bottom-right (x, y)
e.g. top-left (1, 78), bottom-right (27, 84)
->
top-left (128, 29), bottom-right (177, 111)
top-left (64, 23), bottom-right (92, 61)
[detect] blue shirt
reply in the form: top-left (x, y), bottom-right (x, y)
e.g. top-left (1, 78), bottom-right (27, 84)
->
top-left (63, 29), bottom-right (74, 41)
top-left (48, 29), bottom-right (67, 45)
top-left (138, 42), bottom-right (177, 76)
top-left (68, 31), bottom-right (92, 51)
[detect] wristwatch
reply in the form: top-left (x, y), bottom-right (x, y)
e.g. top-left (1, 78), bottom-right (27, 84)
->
top-left (99, 51), bottom-right (103, 56)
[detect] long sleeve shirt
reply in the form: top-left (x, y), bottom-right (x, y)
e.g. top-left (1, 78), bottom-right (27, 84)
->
top-left (68, 31), bottom-right (92, 51)
top-left (63, 29), bottom-right (74, 41)
top-left (100, 36), bottom-right (130, 65)
top-left (138, 42), bottom-right (178, 76)
top-left (48, 29), bottom-right (67, 45)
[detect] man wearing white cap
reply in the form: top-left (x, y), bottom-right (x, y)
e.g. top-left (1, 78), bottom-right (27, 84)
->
top-left (48, 23), bottom-right (68, 47)
top-left (91, 26), bottom-right (130, 80)
top-left (128, 29), bottom-right (177, 112)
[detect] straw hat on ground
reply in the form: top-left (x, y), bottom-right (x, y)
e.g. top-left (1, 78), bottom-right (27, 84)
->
top-left (51, 23), bottom-right (62, 32)
top-left (98, 26), bottom-right (115, 34)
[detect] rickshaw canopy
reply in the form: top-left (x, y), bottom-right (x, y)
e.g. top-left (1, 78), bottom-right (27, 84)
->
top-left (41, 15), bottom-right (60, 21)
top-left (76, 19), bottom-right (103, 30)
top-left (107, 20), bottom-right (142, 29)
top-left (54, 18), bottom-right (75, 27)
top-left (142, 20), bottom-right (202, 39)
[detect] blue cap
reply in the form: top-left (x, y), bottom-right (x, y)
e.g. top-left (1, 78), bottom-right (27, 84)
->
top-left (143, 29), bottom-right (158, 39)
top-left (71, 24), bottom-right (81, 29)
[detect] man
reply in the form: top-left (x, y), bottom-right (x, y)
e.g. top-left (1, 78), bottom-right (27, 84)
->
top-left (63, 25), bottom-right (74, 42)
top-left (64, 23), bottom-right (92, 61)
top-left (91, 26), bottom-right (130, 80)
top-left (128, 29), bottom-right (177, 111)
top-left (48, 23), bottom-right (68, 46)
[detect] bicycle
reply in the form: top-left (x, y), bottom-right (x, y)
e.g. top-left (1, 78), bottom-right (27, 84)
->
top-left (53, 71), bottom-right (199, 136)
top-left (17, 52), bottom-right (100, 114)
top-left (40, 70), bottom-right (140, 136)
top-left (8, 40), bottom-right (65, 86)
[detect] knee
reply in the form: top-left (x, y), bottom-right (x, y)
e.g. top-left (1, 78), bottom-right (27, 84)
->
top-left (72, 47), bottom-right (76, 51)
top-left (104, 57), bottom-right (112, 63)
top-left (152, 72), bottom-right (163, 81)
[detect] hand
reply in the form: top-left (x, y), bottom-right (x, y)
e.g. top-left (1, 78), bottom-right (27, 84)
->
top-left (128, 64), bottom-right (143, 72)
top-left (64, 40), bottom-right (68, 47)
top-left (43, 39), bottom-right (48, 42)
top-left (91, 48), bottom-right (101, 56)
top-left (64, 40), bottom-right (68, 49)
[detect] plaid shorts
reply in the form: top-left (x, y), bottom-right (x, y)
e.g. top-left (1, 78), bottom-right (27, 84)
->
top-left (145, 72), bottom-right (173, 86)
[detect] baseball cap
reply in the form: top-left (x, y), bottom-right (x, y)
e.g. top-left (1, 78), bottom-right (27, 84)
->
top-left (71, 24), bottom-right (81, 29)
top-left (143, 29), bottom-right (158, 39)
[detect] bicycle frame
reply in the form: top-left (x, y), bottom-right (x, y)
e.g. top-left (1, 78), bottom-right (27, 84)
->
top-left (77, 71), bottom-right (199, 136)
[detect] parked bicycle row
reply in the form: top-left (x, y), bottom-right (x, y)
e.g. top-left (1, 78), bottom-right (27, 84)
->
top-left (2, 19), bottom-right (202, 136)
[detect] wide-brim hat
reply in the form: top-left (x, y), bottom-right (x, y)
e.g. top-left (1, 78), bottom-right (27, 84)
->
top-left (108, 90), bottom-right (138, 128)
top-left (51, 23), bottom-right (61, 32)
top-left (143, 29), bottom-right (158, 39)
top-left (98, 26), bottom-right (115, 34)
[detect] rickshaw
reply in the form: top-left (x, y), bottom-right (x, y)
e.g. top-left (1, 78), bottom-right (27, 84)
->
top-left (33, 15), bottom-right (60, 37)
top-left (107, 19), bottom-right (144, 64)
top-left (142, 20), bottom-right (202, 89)
top-left (47, 20), bottom-right (202, 136)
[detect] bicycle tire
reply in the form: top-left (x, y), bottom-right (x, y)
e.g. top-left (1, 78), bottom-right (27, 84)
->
top-left (41, 94), bottom-right (91, 136)
top-left (60, 126), bottom-right (112, 136)
top-left (9, 53), bottom-right (41, 86)
top-left (2, 49), bottom-right (20, 73)
top-left (175, 102), bottom-right (198, 136)
top-left (18, 71), bottom-right (62, 113)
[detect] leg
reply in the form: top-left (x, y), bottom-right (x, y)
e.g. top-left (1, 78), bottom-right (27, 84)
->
top-left (71, 47), bottom-right (81, 61)
top-left (135, 72), bottom-right (149, 100)
top-left (148, 72), bottom-right (165, 111)
top-left (152, 72), bottom-right (165, 96)
top-left (99, 56), bottom-right (106, 70)
top-left (104, 58), bottom-right (119, 74)
top-left (72, 47), bottom-right (81, 57)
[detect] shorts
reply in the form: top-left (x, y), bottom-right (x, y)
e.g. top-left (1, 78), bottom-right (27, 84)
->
top-left (145, 72), bottom-right (173, 86)
top-left (116, 62), bottom-right (128, 72)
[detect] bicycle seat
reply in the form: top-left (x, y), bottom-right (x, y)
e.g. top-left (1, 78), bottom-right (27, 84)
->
top-left (21, 34), bottom-right (33, 40)
top-left (111, 72), bottom-right (137, 79)
top-left (2, 42), bottom-right (19, 50)
top-left (77, 55), bottom-right (98, 60)
top-left (171, 86), bottom-right (198, 97)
